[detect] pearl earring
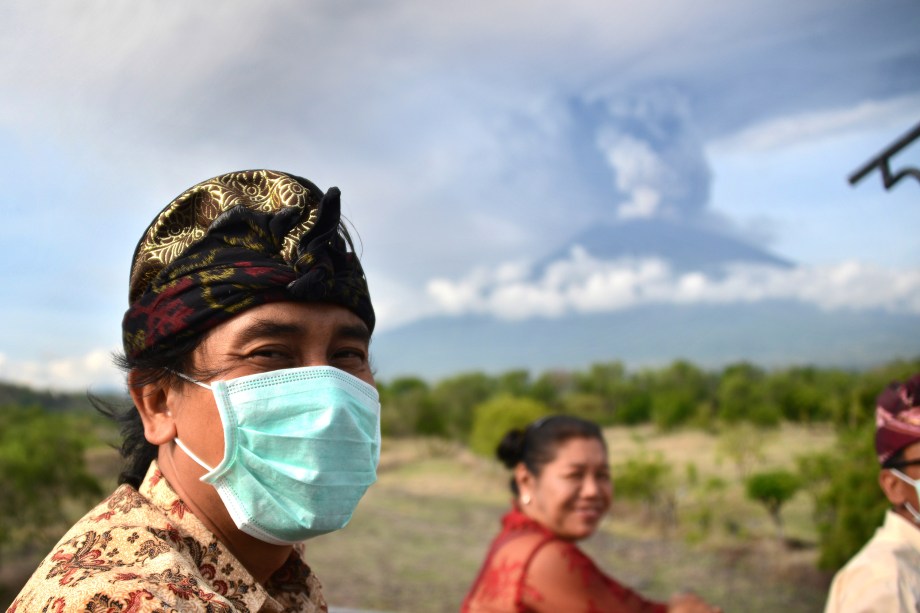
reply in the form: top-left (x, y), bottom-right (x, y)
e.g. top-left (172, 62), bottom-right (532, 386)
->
top-left (522, 494), bottom-right (531, 505)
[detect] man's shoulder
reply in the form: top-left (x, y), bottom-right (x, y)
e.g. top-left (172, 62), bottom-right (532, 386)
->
top-left (8, 484), bottom-right (253, 613)
top-left (825, 520), bottom-right (920, 613)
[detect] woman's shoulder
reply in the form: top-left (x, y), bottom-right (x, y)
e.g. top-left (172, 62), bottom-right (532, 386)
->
top-left (527, 537), bottom-right (596, 580)
top-left (494, 509), bottom-right (559, 555)
top-left (522, 539), bottom-right (668, 613)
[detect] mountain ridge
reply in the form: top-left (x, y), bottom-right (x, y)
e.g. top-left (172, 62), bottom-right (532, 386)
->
top-left (537, 218), bottom-right (793, 274)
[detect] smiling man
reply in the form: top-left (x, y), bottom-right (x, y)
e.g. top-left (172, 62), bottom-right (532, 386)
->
top-left (9, 170), bottom-right (380, 612)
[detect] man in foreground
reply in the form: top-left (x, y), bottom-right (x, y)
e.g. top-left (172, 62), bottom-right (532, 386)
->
top-left (10, 170), bottom-right (380, 612)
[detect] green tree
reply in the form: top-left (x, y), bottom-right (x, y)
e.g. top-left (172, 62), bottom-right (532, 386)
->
top-left (430, 371), bottom-right (497, 441)
top-left (468, 395), bottom-right (550, 457)
top-left (648, 361), bottom-right (712, 430)
top-left (717, 362), bottom-right (778, 426)
top-left (529, 370), bottom-right (573, 407)
top-left (745, 469), bottom-right (800, 542)
top-left (802, 424), bottom-right (889, 570)
top-left (559, 392), bottom-right (607, 424)
top-left (573, 362), bottom-right (653, 426)
top-left (614, 389), bottom-right (653, 425)
top-left (767, 367), bottom-right (826, 423)
top-left (496, 369), bottom-right (531, 397)
top-left (0, 406), bottom-right (102, 561)
top-left (378, 377), bottom-right (433, 437)
top-left (612, 450), bottom-right (677, 535)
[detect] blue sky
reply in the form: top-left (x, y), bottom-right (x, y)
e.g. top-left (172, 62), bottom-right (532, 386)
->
top-left (1, 0), bottom-right (919, 390)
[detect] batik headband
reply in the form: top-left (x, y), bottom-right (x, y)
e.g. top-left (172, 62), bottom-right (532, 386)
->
top-left (122, 170), bottom-right (374, 360)
top-left (876, 374), bottom-right (920, 465)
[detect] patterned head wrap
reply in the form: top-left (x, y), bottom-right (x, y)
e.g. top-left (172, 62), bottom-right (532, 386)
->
top-left (122, 170), bottom-right (374, 360)
top-left (876, 373), bottom-right (920, 465)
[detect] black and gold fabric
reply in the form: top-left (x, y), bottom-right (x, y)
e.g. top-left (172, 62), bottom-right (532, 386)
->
top-left (122, 170), bottom-right (374, 360)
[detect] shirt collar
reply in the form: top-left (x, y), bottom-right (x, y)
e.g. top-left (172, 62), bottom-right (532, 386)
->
top-left (138, 461), bottom-right (311, 612)
top-left (884, 508), bottom-right (920, 554)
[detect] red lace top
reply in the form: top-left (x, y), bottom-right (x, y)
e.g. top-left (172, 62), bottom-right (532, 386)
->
top-left (462, 507), bottom-right (667, 613)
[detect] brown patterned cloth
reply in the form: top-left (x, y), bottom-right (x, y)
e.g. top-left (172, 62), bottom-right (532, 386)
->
top-left (7, 462), bottom-right (327, 613)
top-left (122, 170), bottom-right (374, 360)
top-left (876, 373), bottom-right (920, 465)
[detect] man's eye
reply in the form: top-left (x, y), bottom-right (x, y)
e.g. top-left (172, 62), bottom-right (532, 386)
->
top-left (247, 347), bottom-right (294, 362)
top-left (333, 348), bottom-right (367, 362)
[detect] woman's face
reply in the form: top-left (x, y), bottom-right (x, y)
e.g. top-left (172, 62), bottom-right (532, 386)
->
top-left (519, 436), bottom-right (612, 541)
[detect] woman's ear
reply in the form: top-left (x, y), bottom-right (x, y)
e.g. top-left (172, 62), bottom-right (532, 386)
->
top-left (515, 463), bottom-right (534, 502)
top-left (128, 370), bottom-right (178, 446)
top-left (880, 469), bottom-right (910, 507)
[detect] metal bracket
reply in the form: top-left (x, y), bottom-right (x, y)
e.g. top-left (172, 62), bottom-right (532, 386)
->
top-left (849, 121), bottom-right (920, 190)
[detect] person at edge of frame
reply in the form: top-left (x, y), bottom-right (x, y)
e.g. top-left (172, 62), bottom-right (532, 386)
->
top-left (825, 373), bottom-right (920, 612)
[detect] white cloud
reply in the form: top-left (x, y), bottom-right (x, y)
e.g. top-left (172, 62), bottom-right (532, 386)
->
top-left (708, 94), bottom-right (920, 154)
top-left (0, 349), bottom-right (123, 392)
top-left (426, 249), bottom-right (920, 319)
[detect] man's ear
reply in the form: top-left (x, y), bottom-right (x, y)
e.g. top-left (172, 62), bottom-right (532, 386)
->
top-left (128, 370), bottom-right (178, 445)
top-left (880, 469), bottom-right (910, 507)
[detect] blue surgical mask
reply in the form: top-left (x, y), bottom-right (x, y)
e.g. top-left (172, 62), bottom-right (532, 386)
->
top-left (173, 365), bottom-right (381, 544)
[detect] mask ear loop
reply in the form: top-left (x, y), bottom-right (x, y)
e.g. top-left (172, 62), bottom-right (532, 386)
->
top-left (890, 469), bottom-right (920, 524)
top-left (170, 370), bottom-right (213, 390)
top-left (166, 370), bottom-right (217, 475)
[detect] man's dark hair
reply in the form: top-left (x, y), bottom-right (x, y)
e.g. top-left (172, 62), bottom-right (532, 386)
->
top-left (92, 333), bottom-right (210, 488)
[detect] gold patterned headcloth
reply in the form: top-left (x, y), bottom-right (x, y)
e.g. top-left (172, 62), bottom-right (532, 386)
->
top-left (122, 169), bottom-right (374, 359)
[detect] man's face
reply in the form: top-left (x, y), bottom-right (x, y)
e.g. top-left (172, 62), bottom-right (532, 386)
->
top-left (142, 300), bottom-right (373, 543)
top-left (900, 442), bottom-right (920, 480)
top-left (169, 301), bottom-right (374, 470)
top-left (883, 440), bottom-right (920, 513)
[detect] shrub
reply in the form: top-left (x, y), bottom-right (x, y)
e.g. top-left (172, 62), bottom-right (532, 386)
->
top-left (468, 394), bottom-right (549, 457)
top-left (0, 406), bottom-right (102, 561)
top-left (802, 424), bottom-right (888, 570)
top-left (612, 450), bottom-right (677, 534)
top-left (745, 469), bottom-right (800, 541)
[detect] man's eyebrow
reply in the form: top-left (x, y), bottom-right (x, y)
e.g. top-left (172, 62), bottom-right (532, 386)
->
top-left (337, 323), bottom-right (372, 344)
top-left (234, 320), bottom-right (306, 344)
top-left (232, 319), bottom-right (371, 345)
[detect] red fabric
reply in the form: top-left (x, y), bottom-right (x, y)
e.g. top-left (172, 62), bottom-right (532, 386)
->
top-left (462, 507), bottom-right (667, 613)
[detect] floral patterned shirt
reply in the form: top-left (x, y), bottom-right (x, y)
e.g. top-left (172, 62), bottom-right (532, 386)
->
top-left (8, 461), bottom-right (326, 612)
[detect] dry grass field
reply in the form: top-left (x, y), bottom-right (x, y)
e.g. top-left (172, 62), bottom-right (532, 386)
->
top-left (3, 426), bottom-right (838, 612)
top-left (308, 427), bottom-right (837, 612)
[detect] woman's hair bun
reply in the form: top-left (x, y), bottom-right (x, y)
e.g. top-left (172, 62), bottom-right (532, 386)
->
top-left (496, 428), bottom-right (527, 468)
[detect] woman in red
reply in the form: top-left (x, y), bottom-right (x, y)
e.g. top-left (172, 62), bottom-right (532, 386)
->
top-left (462, 415), bottom-right (721, 613)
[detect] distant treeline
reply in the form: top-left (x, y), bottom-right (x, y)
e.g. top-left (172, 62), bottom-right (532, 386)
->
top-left (378, 357), bottom-right (920, 441)
top-left (0, 381), bottom-right (127, 414)
top-left (5, 358), bottom-right (917, 435)
top-left (3, 357), bottom-right (919, 573)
